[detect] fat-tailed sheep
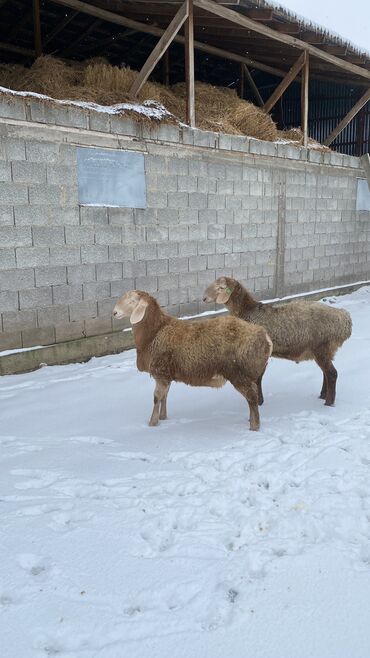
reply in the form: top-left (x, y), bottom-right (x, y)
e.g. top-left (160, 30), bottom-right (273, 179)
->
top-left (203, 277), bottom-right (352, 406)
top-left (113, 290), bottom-right (273, 431)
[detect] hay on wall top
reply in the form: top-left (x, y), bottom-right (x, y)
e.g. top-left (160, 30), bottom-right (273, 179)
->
top-left (0, 55), bottom-right (279, 142)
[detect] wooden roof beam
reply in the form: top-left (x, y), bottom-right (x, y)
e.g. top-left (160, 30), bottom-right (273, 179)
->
top-left (193, 0), bottom-right (370, 82)
top-left (0, 42), bottom-right (35, 57)
top-left (263, 51), bottom-right (306, 113)
top-left (130, 1), bottom-right (188, 97)
top-left (43, 10), bottom-right (79, 47)
top-left (324, 88), bottom-right (370, 146)
top-left (33, 0), bottom-right (42, 57)
top-left (243, 64), bottom-right (263, 106)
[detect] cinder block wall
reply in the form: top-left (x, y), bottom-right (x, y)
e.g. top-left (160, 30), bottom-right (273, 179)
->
top-left (0, 93), bottom-right (369, 352)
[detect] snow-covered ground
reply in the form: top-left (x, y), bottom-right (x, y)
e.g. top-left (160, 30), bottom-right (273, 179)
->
top-left (1, 286), bottom-right (370, 658)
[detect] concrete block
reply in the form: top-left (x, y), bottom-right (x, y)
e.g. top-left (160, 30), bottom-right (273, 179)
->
top-left (169, 288), bottom-right (189, 306)
top-left (12, 161), bottom-right (46, 184)
top-left (157, 242), bottom-right (178, 259)
top-left (193, 130), bottom-right (218, 148)
top-left (33, 226), bottom-right (65, 246)
top-left (225, 165), bottom-right (243, 181)
top-left (69, 300), bottom-right (97, 321)
top-left (207, 254), bottom-right (225, 269)
top-left (54, 105), bottom-right (88, 129)
top-left (2, 138), bottom-right (26, 161)
top-left (110, 116), bottom-right (138, 136)
top-left (199, 209), bottom-right (217, 223)
top-left (0, 330), bottom-right (22, 351)
top-left (84, 316), bottom-right (113, 338)
top-left (81, 206), bottom-right (108, 225)
top-left (216, 209), bottom-right (234, 225)
top-left (0, 226), bottom-right (31, 247)
top-left (157, 273), bottom-right (179, 290)
top-left (135, 276), bottom-right (158, 293)
top-left (177, 176), bottom-right (197, 193)
top-left (35, 266), bottom-right (67, 287)
top-left (22, 326), bottom-right (56, 348)
top-left (53, 284), bottom-right (83, 305)
top-left (83, 281), bottom-right (111, 301)
top-left (146, 191), bottom-right (167, 208)
top-left (168, 257), bottom-right (189, 273)
top-left (168, 192), bottom-right (188, 209)
top-left (134, 208), bottom-right (158, 225)
top-left (0, 290), bottom-right (18, 312)
top-left (0, 206), bottom-right (13, 225)
top-left (188, 225), bottom-right (207, 240)
top-left (145, 154), bottom-right (168, 174)
top-left (50, 247), bottom-right (80, 266)
top-left (47, 164), bottom-right (76, 186)
top-left (122, 225), bottom-right (146, 243)
top-left (208, 193), bottom-right (226, 210)
top-left (65, 226), bottom-right (94, 246)
top-left (169, 225), bottom-right (188, 241)
top-left (96, 262), bottom-right (123, 281)
top-left (189, 255), bottom-right (207, 271)
top-left (82, 245), bottom-right (109, 264)
top-left (226, 196), bottom-right (242, 210)
top-left (147, 259), bottom-right (169, 276)
top-left (217, 180), bottom-right (234, 195)
top-left (2, 309), bottom-right (37, 331)
top-left (157, 123), bottom-right (180, 143)
top-left (0, 161), bottom-right (11, 182)
top-left (55, 320), bottom-right (85, 343)
top-left (197, 177), bottom-right (216, 193)
top-left (37, 305), bottom-right (69, 328)
top-left (122, 261), bottom-right (146, 278)
top-left (154, 208), bottom-right (178, 225)
top-left (146, 226), bottom-right (169, 242)
top-left (95, 226), bottom-right (122, 245)
top-left (0, 95), bottom-right (26, 120)
top-left (28, 184), bottom-right (64, 206)
top-left (226, 225), bottom-right (242, 239)
top-left (198, 240), bottom-right (216, 255)
top-left (170, 158), bottom-right (189, 175)
top-left (179, 272), bottom-right (197, 289)
top-left (26, 141), bottom-right (60, 163)
top-left (0, 182), bottom-right (28, 205)
top-left (207, 224), bottom-right (225, 239)
top-left (19, 286), bottom-right (52, 309)
top-left (178, 240), bottom-right (198, 257)
top-left (225, 253), bottom-right (241, 268)
top-left (67, 264), bottom-right (95, 285)
top-left (215, 239), bottom-right (233, 254)
top-left (1, 268), bottom-right (34, 291)
top-left (134, 243), bottom-right (157, 260)
top-left (178, 209), bottom-right (199, 225)
top-left (188, 160), bottom-right (207, 177)
top-left (111, 279), bottom-right (134, 297)
top-left (189, 193), bottom-right (207, 210)
top-left (16, 247), bottom-right (49, 268)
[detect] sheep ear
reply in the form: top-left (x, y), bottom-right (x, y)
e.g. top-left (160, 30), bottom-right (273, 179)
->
top-left (216, 287), bottom-right (232, 304)
top-left (130, 299), bottom-right (148, 324)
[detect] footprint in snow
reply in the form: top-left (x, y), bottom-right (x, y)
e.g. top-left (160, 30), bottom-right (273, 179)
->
top-left (16, 553), bottom-right (54, 577)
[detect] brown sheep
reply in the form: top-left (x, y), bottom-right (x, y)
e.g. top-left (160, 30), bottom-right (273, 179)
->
top-left (203, 277), bottom-right (352, 407)
top-left (113, 290), bottom-right (273, 431)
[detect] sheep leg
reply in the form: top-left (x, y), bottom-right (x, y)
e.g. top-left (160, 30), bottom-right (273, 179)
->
top-left (159, 383), bottom-right (171, 420)
top-left (257, 367), bottom-right (266, 406)
top-left (314, 354), bottom-right (338, 406)
top-left (319, 373), bottom-right (327, 400)
top-left (149, 379), bottom-right (171, 426)
top-left (230, 379), bottom-right (260, 431)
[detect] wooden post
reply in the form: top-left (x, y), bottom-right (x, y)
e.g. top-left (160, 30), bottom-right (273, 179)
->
top-left (324, 87), bottom-right (370, 146)
top-left (163, 48), bottom-right (170, 86)
top-left (239, 62), bottom-right (245, 99)
top-left (185, 0), bottom-right (195, 127)
top-left (130, 2), bottom-right (188, 98)
top-left (301, 52), bottom-right (309, 146)
top-left (263, 52), bottom-right (306, 113)
top-left (243, 64), bottom-right (263, 106)
top-left (33, 0), bottom-right (42, 57)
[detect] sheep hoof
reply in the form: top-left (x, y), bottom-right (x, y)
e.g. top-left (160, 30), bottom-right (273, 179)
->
top-left (159, 414), bottom-right (167, 420)
top-left (258, 398), bottom-right (264, 406)
top-left (250, 423), bottom-right (260, 432)
top-left (149, 419), bottom-right (159, 426)
top-left (324, 401), bottom-right (335, 407)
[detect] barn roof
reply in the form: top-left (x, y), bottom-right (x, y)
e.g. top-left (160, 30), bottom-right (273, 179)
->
top-left (0, 0), bottom-right (369, 87)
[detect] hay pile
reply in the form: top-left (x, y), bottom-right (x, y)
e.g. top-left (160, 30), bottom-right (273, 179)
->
top-left (277, 127), bottom-right (330, 151)
top-left (0, 55), bottom-right (281, 141)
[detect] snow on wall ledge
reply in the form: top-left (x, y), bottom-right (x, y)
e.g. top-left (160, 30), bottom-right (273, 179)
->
top-left (0, 86), bottom-right (362, 169)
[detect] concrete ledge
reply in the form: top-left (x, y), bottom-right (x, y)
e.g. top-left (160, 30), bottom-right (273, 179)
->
top-left (1, 280), bottom-right (368, 376)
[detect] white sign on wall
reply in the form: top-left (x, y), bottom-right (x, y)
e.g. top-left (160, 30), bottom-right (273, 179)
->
top-left (356, 178), bottom-right (370, 212)
top-left (77, 147), bottom-right (146, 208)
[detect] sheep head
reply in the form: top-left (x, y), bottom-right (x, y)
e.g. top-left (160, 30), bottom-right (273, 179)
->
top-left (113, 290), bottom-right (149, 324)
top-left (203, 277), bottom-right (236, 305)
